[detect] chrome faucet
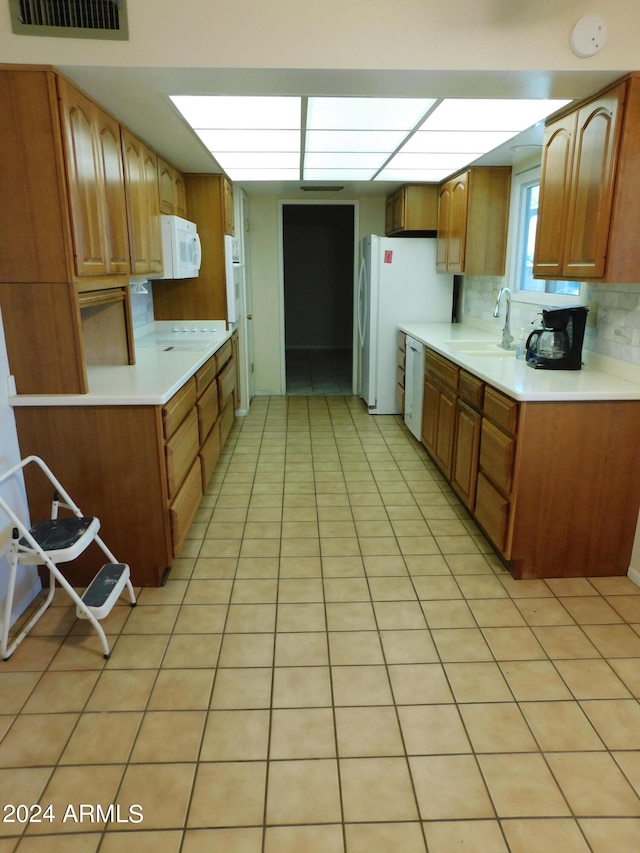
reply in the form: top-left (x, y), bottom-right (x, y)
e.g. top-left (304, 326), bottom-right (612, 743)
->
top-left (493, 286), bottom-right (514, 350)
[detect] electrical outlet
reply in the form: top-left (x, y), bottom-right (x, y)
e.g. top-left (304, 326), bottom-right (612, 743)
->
top-left (586, 300), bottom-right (599, 327)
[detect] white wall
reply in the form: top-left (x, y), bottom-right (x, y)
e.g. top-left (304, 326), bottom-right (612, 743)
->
top-left (0, 312), bottom-right (40, 633)
top-left (1, 0), bottom-right (638, 74)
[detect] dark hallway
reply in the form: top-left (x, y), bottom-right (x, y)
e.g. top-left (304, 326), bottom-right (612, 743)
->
top-left (282, 204), bottom-right (355, 395)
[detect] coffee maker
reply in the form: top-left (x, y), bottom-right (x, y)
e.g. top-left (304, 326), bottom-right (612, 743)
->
top-left (525, 306), bottom-right (589, 370)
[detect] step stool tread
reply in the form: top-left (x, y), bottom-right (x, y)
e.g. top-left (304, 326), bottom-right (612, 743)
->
top-left (77, 563), bottom-right (129, 620)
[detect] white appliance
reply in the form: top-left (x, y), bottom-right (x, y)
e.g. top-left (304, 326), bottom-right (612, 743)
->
top-left (157, 214), bottom-right (201, 279)
top-left (357, 235), bottom-right (453, 414)
top-left (224, 233), bottom-right (241, 324)
top-left (404, 336), bottom-right (424, 440)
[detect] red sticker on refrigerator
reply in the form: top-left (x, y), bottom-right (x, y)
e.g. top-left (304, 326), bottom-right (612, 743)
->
top-left (383, 250), bottom-right (393, 264)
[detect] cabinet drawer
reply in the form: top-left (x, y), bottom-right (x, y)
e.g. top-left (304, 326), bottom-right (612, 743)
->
top-left (425, 349), bottom-right (459, 391)
top-left (197, 377), bottom-right (219, 443)
top-left (218, 358), bottom-right (236, 411)
top-left (200, 420), bottom-right (221, 490)
top-left (459, 370), bottom-right (484, 410)
top-left (484, 385), bottom-right (518, 435)
top-left (475, 471), bottom-right (510, 554)
top-left (165, 407), bottom-right (199, 499)
top-left (397, 363), bottom-right (405, 389)
top-left (195, 355), bottom-right (217, 397)
top-left (398, 331), bottom-right (406, 353)
top-left (220, 395), bottom-right (235, 447)
top-left (162, 378), bottom-right (196, 439)
top-left (216, 339), bottom-right (232, 373)
top-left (169, 458), bottom-right (203, 557)
top-left (479, 418), bottom-right (515, 495)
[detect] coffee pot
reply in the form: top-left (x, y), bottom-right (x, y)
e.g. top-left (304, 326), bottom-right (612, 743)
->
top-left (525, 306), bottom-right (589, 370)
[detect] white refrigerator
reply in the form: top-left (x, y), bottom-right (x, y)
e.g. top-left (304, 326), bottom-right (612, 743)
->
top-left (357, 235), bottom-right (453, 414)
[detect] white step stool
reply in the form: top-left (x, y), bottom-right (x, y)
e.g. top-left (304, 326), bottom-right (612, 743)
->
top-left (1, 455), bottom-right (137, 661)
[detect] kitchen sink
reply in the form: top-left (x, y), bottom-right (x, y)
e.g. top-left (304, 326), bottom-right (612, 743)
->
top-left (444, 340), bottom-right (515, 357)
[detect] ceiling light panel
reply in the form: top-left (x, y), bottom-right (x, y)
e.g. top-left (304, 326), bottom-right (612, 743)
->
top-left (305, 129), bottom-right (408, 153)
top-left (171, 95), bottom-right (301, 129)
top-left (400, 130), bottom-right (517, 154)
top-left (194, 129), bottom-right (300, 152)
top-left (306, 97), bottom-right (436, 130)
top-left (420, 98), bottom-right (570, 132)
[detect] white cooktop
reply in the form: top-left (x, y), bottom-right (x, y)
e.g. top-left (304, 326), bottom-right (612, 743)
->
top-left (135, 321), bottom-right (223, 351)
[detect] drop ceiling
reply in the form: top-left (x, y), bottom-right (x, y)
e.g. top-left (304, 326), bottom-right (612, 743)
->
top-left (58, 66), bottom-right (623, 196)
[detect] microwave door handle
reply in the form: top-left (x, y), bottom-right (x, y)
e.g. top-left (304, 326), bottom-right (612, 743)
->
top-left (193, 233), bottom-right (202, 269)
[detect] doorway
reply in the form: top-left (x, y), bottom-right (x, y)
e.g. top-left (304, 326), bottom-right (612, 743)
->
top-left (281, 203), bottom-right (356, 395)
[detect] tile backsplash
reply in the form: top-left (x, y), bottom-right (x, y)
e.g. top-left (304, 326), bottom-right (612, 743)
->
top-left (130, 284), bottom-right (155, 329)
top-left (462, 276), bottom-right (640, 367)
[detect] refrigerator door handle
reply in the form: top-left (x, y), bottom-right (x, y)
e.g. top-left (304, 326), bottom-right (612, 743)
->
top-left (357, 256), bottom-right (367, 346)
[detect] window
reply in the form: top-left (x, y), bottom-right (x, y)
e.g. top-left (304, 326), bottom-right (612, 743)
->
top-left (510, 165), bottom-right (581, 300)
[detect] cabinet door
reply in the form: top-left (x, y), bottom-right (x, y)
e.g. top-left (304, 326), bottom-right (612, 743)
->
top-left (385, 195), bottom-right (395, 235)
top-left (96, 112), bottom-right (130, 273)
top-left (173, 171), bottom-right (187, 218)
top-left (158, 157), bottom-right (175, 214)
top-left (58, 80), bottom-right (108, 277)
top-left (436, 182), bottom-right (451, 271)
top-left (122, 129), bottom-right (163, 275)
top-left (143, 146), bottom-right (163, 274)
top-left (533, 117), bottom-right (575, 278)
top-left (222, 177), bottom-right (235, 236)
top-left (452, 400), bottom-right (481, 509)
top-left (393, 188), bottom-right (406, 232)
top-left (447, 172), bottom-right (469, 273)
top-left (422, 374), bottom-right (440, 452)
top-left (434, 385), bottom-right (457, 477)
top-left (563, 86), bottom-right (625, 279)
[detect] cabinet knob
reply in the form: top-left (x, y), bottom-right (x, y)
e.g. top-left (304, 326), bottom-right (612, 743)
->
top-left (247, 314), bottom-right (253, 320)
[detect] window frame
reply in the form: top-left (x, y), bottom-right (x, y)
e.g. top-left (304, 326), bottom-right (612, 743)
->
top-left (507, 162), bottom-right (584, 306)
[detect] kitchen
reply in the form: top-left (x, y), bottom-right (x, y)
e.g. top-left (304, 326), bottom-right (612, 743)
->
top-left (2, 1), bottom-right (640, 848)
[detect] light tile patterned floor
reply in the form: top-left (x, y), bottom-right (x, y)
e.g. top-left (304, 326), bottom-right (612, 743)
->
top-left (2, 395), bottom-right (640, 852)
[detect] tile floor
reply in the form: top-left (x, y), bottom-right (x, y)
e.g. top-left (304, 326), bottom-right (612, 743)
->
top-left (286, 349), bottom-right (352, 395)
top-left (2, 395), bottom-right (640, 852)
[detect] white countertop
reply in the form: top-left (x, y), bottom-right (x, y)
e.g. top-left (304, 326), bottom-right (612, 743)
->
top-left (10, 321), bottom-right (233, 407)
top-left (399, 322), bottom-right (640, 402)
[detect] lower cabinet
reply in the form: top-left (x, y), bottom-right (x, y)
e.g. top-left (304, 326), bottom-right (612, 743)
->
top-left (420, 347), bottom-right (640, 579)
top-left (14, 342), bottom-right (237, 587)
top-left (422, 350), bottom-right (459, 478)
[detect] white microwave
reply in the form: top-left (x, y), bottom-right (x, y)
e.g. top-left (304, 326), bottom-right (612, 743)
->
top-left (157, 214), bottom-right (202, 279)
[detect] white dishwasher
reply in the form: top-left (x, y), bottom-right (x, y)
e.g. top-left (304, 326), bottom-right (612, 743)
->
top-left (404, 336), bottom-right (424, 440)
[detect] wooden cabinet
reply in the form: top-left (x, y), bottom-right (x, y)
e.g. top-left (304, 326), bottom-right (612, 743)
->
top-left (385, 184), bottom-right (438, 235)
top-left (422, 349), bottom-right (459, 478)
top-left (153, 174), bottom-right (233, 322)
top-left (418, 347), bottom-right (640, 579)
top-left (475, 387), bottom-right (518, 553)
top-left (58, 76), bottom-right (130, 278)
top-left (451, 370), bottom-right (484, 510)
top-left (436, 167), bottom-right (511, 275)
top-left (0, 66), bottom-right (135, 395)
top-left (158, 156), bottom-right (187, 218)
top-left (14, 341), bottom-right (237, 586)
top-left (121, 127), bottom-right (163, 276)
top-left (222, 176), bottom-right (235, 236)
top-left (534, 75), bottom-right (640, 282)
top-left (396, 332), bottom-right (406, 414)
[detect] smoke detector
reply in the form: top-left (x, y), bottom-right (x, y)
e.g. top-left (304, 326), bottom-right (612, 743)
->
top-left (570, 15), bottom-right (607, 58)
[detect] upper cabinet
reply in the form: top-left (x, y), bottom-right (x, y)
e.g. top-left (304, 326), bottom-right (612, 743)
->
top-left (121, 127), bottom-right (163, 276)
top-left (158, 156), bottom-right (187, 218)
top-left (385, 184), bottom-right (438, 235)
top-left (534, 74), bottom-right (640, 282)
top-left (58, 76), bottom-right (130, 277)
top-left (437, 167), bottom-right (511, 276)
top-left (222, 176), bottom-right (234, 236)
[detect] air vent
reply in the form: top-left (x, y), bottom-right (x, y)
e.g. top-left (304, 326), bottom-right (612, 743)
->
top-left (9, 0), bottom-right (129, 39)
top-left (300, 186), bottom-right (345, 192)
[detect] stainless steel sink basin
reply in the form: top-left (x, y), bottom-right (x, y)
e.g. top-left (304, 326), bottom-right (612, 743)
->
top-left (444, 340), bottom-right (515, 357)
